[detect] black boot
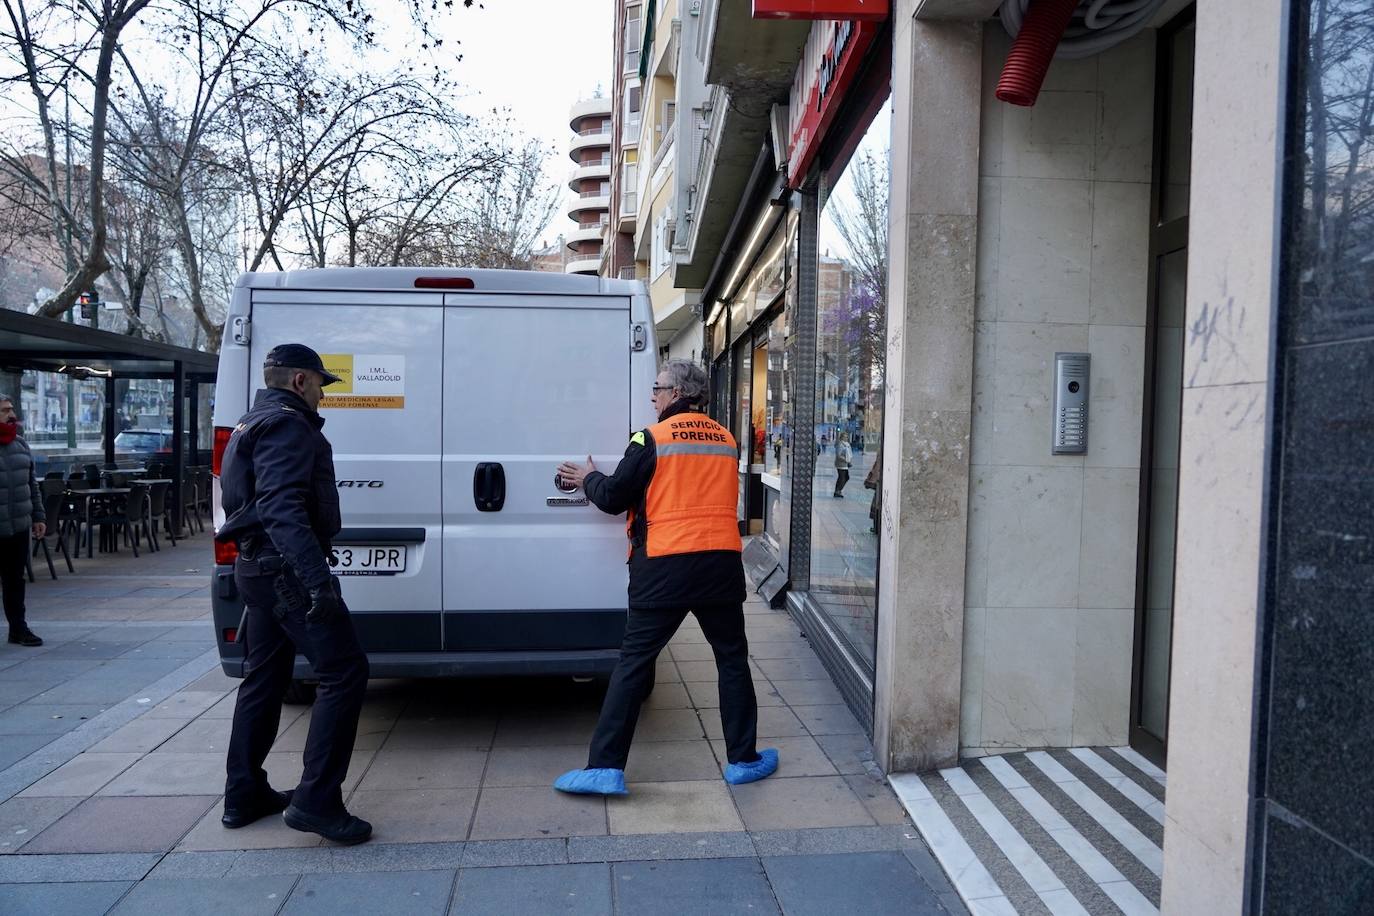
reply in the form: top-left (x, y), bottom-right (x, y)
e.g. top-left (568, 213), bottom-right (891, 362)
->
top-left (7, 629), bottom-right (42, 647)
top-left (283, 804), bottom-right (373, 845)
top-left (222, 788), bottom-right (292, 829)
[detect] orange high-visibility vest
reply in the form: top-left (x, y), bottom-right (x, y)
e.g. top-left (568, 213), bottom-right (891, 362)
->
top-left (627, 412), bottom-right (742, 558)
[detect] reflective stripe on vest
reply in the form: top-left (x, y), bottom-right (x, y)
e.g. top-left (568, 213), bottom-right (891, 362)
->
top-left (626, 413), bottom-right (741, 559)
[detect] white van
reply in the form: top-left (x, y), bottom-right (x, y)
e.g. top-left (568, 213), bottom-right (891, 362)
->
top-left (210, 267), bottom-right (657, 695)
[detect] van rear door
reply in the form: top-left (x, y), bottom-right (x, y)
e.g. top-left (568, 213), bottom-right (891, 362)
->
top-left (249, 291), bottom-right (444, 650)
top-left (441, 294), bottom-right (630, 651)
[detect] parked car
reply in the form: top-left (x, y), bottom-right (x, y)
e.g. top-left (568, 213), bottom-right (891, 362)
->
top-left (114, 428), bottom-right (188, 455)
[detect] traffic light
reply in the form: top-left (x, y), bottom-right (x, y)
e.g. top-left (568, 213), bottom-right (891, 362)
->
top-left (77, 290), bottom-right (100, 320)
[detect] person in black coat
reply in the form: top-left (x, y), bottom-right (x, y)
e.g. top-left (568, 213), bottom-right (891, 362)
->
top-left (215, 344), bottom-right (371, 845)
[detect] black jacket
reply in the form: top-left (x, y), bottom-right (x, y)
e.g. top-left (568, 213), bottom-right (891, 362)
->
top-left (584, 400), bottom-right (746, 609)
top-left (216, 388), bottom-right (341, 590)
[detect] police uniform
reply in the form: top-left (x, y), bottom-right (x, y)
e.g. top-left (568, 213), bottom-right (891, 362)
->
top-left (578, 399), bottom-right (759, 773)
top-left (215, 345), bottom-right (371, 844)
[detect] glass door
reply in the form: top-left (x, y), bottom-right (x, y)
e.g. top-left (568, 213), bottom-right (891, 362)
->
top-left (1131, 10), bottom-right (1194, 764)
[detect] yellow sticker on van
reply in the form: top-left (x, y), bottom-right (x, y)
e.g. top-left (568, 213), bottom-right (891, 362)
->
top-left (319, 354), bottom-right (406, 409)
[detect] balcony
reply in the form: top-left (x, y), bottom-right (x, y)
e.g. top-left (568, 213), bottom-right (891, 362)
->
top-left (566, 193), bottom-right (610, 220)
top-left (568, 96), bottom-right (612, 130)
top-left (565, 223), bottom-right (606, 248)
top-left (567, 161), bottom-right (611, 191)
top-left (565, 257), bottom-right (601, 275)
top-left (567, 129), bottom-right (613, 160)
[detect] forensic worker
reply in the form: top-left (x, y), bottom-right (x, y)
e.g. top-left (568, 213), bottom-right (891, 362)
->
top-left (0, 395), bottom-right (46, 647)
top-left (553, 360), bottom-right (779, 796)
top-left (215, 344), bottom-right (372, 844)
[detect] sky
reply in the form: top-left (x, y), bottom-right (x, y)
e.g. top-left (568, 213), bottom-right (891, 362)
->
top-left (434, 0), bottom-right (613, 248)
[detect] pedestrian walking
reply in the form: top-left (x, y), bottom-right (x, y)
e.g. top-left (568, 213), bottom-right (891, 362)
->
top-left (553, 360), bottom-right (778, 796)
top-left (833, 432), bottom-right (852, 498)
top-left (215, 344), bottom-right (372, 845)
top-left (0, 395), bottom-right (46, 647)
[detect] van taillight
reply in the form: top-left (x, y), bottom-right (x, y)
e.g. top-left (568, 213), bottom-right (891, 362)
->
top-left (414, 277), bottom-right (474, 289)
top-left (212, 426), bottom-right (237, 565)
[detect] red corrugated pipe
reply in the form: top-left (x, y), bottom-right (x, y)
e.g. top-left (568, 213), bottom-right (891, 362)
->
top-left (996, 0), bottom-right (1081, 107)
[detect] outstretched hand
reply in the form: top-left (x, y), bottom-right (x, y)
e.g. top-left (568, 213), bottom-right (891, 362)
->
top-left (557, 455), bottom-right (597, 490)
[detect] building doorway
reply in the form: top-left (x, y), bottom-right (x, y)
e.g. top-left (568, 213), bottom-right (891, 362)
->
top-left (1131, 7), bottom-right (1194, 766)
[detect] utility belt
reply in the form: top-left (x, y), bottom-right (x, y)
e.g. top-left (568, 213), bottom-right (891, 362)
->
top-left (235, 542), bottom-right (310, 620)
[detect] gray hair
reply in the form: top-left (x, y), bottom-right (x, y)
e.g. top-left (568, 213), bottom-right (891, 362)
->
top-left (263, 366), bottom-right (297, 389)
top-left (0, 393), bottom-right (11, 406)
top-left (659, 360), bottom-right (710, 408)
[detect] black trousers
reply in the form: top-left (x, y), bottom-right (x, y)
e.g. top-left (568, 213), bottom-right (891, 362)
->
top-left (588, 603), bottom-right (759, 770)
top-left (834, 469), bottom-right (850, 496)
top-left (225, 561), bottom-right (369, 816)
top-left (0, 530), bottom-right (29, 631)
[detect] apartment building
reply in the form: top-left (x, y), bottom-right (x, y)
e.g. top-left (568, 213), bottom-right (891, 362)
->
top-left (565, 96), bottom-right (613, 276)
top-left (646, 1), bottom-right (1369, 911)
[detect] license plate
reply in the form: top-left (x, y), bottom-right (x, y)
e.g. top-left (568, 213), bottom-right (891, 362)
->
top-left (329, 545), bottom-right (406, 576)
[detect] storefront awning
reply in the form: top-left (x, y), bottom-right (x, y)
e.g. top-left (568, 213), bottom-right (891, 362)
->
top-left (0, 309), bottom-right (217, 380)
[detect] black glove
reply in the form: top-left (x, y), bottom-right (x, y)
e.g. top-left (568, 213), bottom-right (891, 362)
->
top-left (307, 583), bottom-right (340, 622)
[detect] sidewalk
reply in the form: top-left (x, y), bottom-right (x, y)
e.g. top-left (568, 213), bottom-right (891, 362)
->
top-left (0, 540), bottom-right (966, 914)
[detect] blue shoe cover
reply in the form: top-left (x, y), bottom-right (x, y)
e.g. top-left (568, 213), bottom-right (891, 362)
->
top-left (553, 768), bottom-right (628, 796)
top-left (724, 748), bottom-right (779, 786)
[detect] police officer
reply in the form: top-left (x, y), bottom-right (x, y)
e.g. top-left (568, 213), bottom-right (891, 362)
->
top-left (215, 344), bottom-right (372, 844)
top-left (553, 360), bottom-right (779, 796)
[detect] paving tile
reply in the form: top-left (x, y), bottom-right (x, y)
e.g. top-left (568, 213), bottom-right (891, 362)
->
top-left (568, 830), bottom-right (755, 863)
top-left (200, 691), bottom-right (241, 718)
top-left (768, 678), bottom-right (847, 707)
top-left (0, 850), bottom-right (161, 883)
top-left (265, 750), bottom-right (375, 796)
top-left (346, 789), bottom-right (477, 844)
top-left (461, 837), bottom-right (567, 868)
top-left (468, 786), bottom-right (606, 840)
top-left (634, 707), bottom-right (706, 743)
top-left (708, 735), bottom-right (838, 777)
top-left (86, 714), bottom-right (191, 753)
top-left (0, 680), bottom-right (46, 708)
top-left (277, 709), bottom-right (394, 751)
top-left (0, 880), bottom-right (133, 915)
top-left (843, 773), bottom-right (913, 825)
top-left (763, 851), bottom-right (950, 915)
top-left (110, 875), bottom-right (298, 915)
top-left (642, 681), bottom-right (693, 710)
top-left (483, 745), bottom-right (589, 788)
top-left (729, 775), bottom-right (875, 831)
top-left (0, 703), bottom-right (107, 735)
top-left (176, 798), bottom-right (321, 851)
top-left (754, 657), bottom-right (830, 681)
top-left (814, 732), bottom-right (880, 775)
top-left (626, 739), bottom-right (723, 782)
top-left (674, 660), bottom-right (726, 682)
top-left (666, 642), bottom-right (717, 662)
top-left (0, 734), bottom-right (55, 771)
top-left (144, 690), bottom-right (227, 718)
top-left (750, 825), bottom-right (921, 857)
top-left (40, 639), bottom-right (150, 660)
top-left (148, 850), bottom-right (243, 879)
top-left (283, 869), bottom-right (455, 915)
top-left (702, 705), bottom-right (807, 740)
top-left (382, 715), bottom-right (497, 750)
top-left (23, 795), bottom-right (217, 853)
top-left (747, 640), bottom-right (818, 659)
top-left (155, 716), bottom-right (233, 753)
top-left (328, 841), bottom-right (463, 874)
top-left (491, 713), bottom-right (599, 748)
top-left (684, 679), bottom-right (785, 708)
top-left (607, 780), bottom-right (743, 836)
top-left (0, 796), bottom-right (81, 854)
top-left (17, 752), bottom-right (140, 797)
top-left (793, 703), bottom-right (865, 736)
top-left (99, 752), bottom-right (224, 796)
top-left (356, 747), bottom-right (486, 791)
top-left (612, 857), bottom-right (780, 915)
top-left (184, 668), bottom-right (240, 693)
top-left (451, 863), bottom-right (610, 915)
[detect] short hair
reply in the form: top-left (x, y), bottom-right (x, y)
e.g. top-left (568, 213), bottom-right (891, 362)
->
top-left (659, 360), bottom-right (709, 408)
top-left (0, 393), bottom-right (12, 407)
top-left (263, 366), bottom-right (297, 389)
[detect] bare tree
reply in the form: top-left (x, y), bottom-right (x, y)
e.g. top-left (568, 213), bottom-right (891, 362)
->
top-left (455, 136), bottom-right (562, 269)
top-left (825, 147), bottom-right (889, 373)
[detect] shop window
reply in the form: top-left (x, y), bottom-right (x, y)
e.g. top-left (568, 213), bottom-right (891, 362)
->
top-left (808, 97), bottom-right (891, 672)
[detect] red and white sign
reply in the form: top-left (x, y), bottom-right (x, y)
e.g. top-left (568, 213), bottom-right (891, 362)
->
top-left (753, 0), bottom-right (889, 20)
top-left (785, 19), bottom-right (880, 187)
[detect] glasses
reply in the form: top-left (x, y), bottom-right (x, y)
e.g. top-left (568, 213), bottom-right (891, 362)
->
top-left (652, 385), bottom-right (675, 393)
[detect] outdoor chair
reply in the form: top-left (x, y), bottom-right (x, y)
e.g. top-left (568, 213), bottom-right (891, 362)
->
top-left (44, 470), bottom-right (65, 480)
top-left (127, 482), bottom-right (158, 552)
top-left (34, 482), bottom-right (74, 576)
top-left (84, 490), bottom-right (138, 559)
top-left (146, 480), bottom-right (174, 548)
top-left (82, 464), bottom-right (101, 486)
top-left (181, 476), bottom-right (204, 535)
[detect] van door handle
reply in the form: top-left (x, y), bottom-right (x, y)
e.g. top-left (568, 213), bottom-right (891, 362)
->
top-left (474, 462), bottom-right (505, 512)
